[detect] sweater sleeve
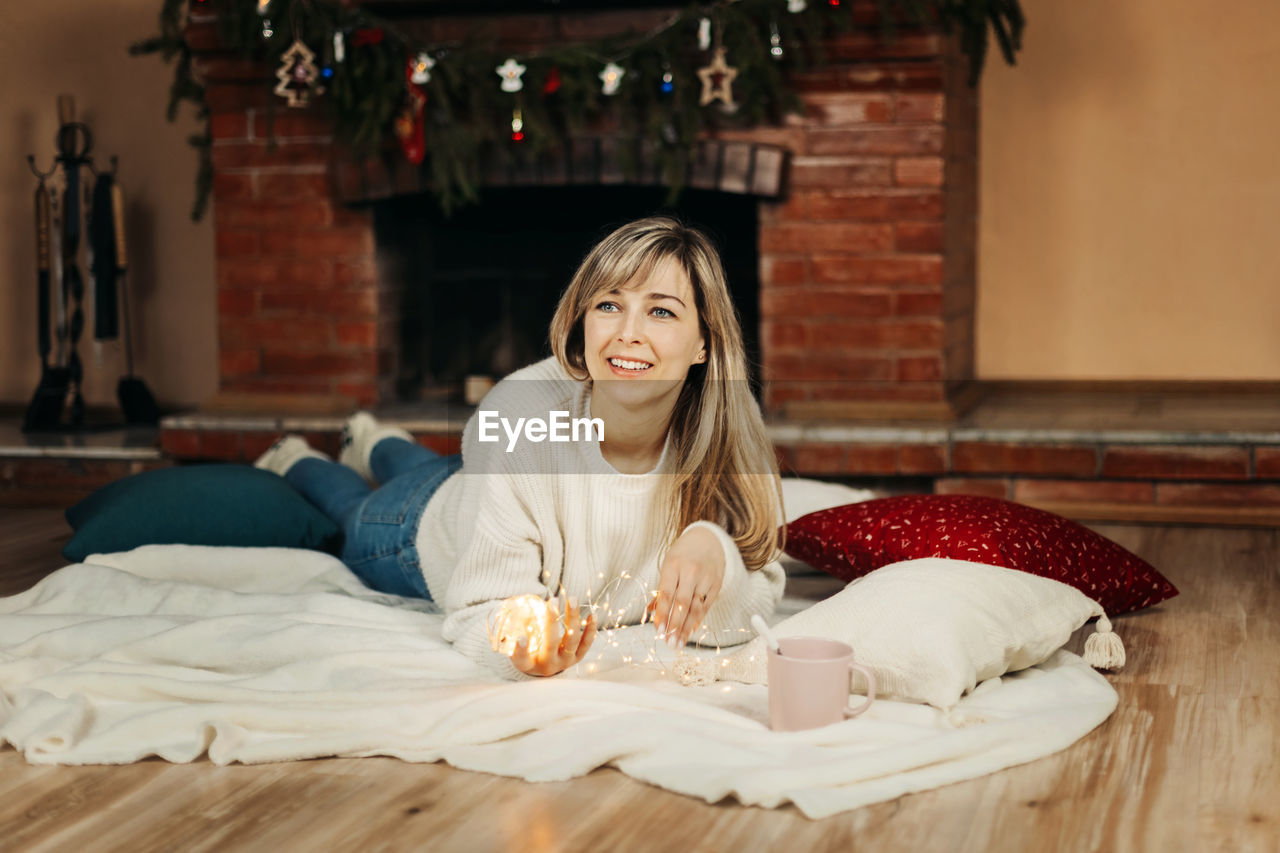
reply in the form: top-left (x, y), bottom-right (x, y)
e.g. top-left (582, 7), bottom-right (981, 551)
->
top-left (438, 359), bottom-right (574, 680)
top-left (440, 471), bottom-right (548, 680)
top-left (680, 520), bottom-right (785, 648)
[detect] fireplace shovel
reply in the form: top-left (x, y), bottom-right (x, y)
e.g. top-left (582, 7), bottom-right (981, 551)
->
top-left (110, 182), bottom-right (159, 425)
top-left (22, 179), bottom-right (71, 432)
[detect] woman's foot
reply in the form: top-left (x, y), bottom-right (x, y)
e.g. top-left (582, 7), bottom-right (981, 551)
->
top-left (339, 412), bottom-right (414, 481)
top-left (254, 435), bottom-right (328, 476)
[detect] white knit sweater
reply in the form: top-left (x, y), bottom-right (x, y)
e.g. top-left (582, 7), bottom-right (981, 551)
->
top-left (415, 357), bottom-right (785, 678)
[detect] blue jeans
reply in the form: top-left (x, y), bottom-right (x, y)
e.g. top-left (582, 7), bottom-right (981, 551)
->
top-left (286, 438), bottom-right (461, 600)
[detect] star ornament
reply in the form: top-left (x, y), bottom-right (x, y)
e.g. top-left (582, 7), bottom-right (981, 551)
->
top-left (696, 47), bottom-right (738, 109)
top-left (496, 58), bottom-right (527, 93)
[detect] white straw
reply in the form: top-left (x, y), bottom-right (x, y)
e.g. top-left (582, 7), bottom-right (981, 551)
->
top-left (750, 614), bottom-right (782, 653)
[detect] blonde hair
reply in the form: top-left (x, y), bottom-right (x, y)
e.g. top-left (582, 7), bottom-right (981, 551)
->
top-left (549, 216), bottom-right (784, 570)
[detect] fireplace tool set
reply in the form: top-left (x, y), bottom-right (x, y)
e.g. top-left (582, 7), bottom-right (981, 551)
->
top-left (23, 95), bottom-right (158, 432)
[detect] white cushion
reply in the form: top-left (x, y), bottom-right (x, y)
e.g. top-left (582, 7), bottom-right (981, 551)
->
top-left (725, 557), bottom-right (1106, 709)
top-left (780, 477), bottom-right (881, 523)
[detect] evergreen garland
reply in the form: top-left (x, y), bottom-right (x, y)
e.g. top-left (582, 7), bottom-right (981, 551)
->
top-left (132, 0), bottom-right (1023, 220)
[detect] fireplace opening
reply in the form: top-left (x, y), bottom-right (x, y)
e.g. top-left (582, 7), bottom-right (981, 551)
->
top-left (375, 186), bottom-right (760, 404)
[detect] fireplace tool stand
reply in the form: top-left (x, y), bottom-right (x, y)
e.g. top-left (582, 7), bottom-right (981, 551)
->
top-left (23, 94), bottom-right (158, 432)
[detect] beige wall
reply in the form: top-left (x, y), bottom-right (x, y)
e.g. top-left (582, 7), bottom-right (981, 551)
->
top-left (0, 0), bottom-right (216, 408)
top-left (978, 0), bottom-right (1280, 380)
top-left (3, 1), bottom-right (1275, 409)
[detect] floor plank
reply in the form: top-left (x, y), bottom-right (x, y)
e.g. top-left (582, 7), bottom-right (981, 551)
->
top-left (0, 514), bottom-right (1277, 852)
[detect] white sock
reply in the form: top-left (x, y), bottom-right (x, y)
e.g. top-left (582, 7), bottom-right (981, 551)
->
top-left (339, 412), bottom-right (414, 481)
top-left (254, 435), bottom-right (329, 476)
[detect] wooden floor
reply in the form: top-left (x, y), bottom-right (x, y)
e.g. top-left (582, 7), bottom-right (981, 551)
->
top-left (0, 510), bottom-right (1276, 853)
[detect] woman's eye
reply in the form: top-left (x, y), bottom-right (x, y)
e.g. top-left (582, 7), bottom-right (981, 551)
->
top-left (651, 307), bottom-right (675, 319)
top-left (595, 301), bottom-right (619, 312)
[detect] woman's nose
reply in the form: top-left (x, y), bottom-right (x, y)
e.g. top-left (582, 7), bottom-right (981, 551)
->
top-left (618, 312), bottom-right (644, 343)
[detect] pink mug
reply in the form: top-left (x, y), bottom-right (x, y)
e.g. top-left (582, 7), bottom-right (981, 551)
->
top-left (766, 636), bottom-right (877, 731)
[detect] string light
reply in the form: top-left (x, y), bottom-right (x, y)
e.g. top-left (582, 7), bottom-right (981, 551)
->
top-left (770, 22), bottom-right (784, 60)
top-left (484, 561), bottom-right (756, 690)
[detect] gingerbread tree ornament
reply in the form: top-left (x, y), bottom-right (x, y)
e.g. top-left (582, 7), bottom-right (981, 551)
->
top-left (274, 39), bottom-right (318, 107)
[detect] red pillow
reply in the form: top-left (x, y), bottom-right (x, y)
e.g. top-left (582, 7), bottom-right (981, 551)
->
top-left (784, 494), bottom-right (1178, 615)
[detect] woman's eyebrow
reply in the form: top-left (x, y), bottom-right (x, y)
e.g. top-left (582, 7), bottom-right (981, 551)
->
top-left (602, 288), bottom-right (687, 308)
top-left (647, 292), bottom-right (687, 308)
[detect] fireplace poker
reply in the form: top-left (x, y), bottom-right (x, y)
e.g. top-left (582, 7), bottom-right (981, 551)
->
top-left (21, 174), bottom-right (72, 431)
top-left (111, 181), bottom-right (159, 425)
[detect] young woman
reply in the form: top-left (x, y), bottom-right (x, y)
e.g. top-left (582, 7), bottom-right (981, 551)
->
top-left (256, 216), bottom-right (785, 679)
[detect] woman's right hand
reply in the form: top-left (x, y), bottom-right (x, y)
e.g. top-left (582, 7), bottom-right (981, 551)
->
top-left (509, 597), bottom-right (598, 677)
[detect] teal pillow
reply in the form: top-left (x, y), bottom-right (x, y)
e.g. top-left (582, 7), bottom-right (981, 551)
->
top-left (63, 464), bottom-right (342, 562)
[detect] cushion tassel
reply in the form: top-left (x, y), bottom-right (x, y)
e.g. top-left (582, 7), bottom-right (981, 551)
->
top-left (1083, 613), bottom-right (1126, 670)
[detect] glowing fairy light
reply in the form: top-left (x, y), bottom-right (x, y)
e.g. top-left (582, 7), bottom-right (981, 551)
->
top-left (486, 594), bottom-right (558, 657)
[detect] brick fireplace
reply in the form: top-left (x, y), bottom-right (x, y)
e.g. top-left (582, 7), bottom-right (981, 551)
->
top-left (13, 6), bottom-right (1280, 521)
top-left (191, 6), bottom-right (977, 419)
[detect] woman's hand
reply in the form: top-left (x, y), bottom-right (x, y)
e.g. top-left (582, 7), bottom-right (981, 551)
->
top-left (651, 526), bottom-right (725, 648)
top-left (509, 597), bottom-right (598, 677)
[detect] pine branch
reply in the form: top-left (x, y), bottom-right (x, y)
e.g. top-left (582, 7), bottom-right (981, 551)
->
top-left (131, 0), bottom-right (1024, 219)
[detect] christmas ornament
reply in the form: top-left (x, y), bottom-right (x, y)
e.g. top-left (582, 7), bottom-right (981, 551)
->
top-left (770, 22), bottom-right (784, 60)
top-left (696, 46), bottom-right (738, 109)
top-left (257, 0), bottom-right (272, 39)
top-left (394, 56), bottom-right (429, 163)
top-left (697, 17), bottom-right (712, 50)
top-left (274, 39), bottom-right (318, 107)
top-left (332, 31), bottom-right (345, 63)
top-left (599, 62), bottom-right (625, 96)
top-left (410, 51), bottom-right (434, 85)
top-left (496, 58), bottom-right (527, 93)
top-left (511, 108), bottom-right (525, 142)
top-left (543, 66), bottom-right (562, 95)
top-left (660, 67), bottom-right (675, 95)
top-left (788, 0), bottom-right (807, 11)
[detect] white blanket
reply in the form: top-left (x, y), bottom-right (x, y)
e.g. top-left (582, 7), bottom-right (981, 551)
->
top-left (0, 545), bottom-right (1117, 819)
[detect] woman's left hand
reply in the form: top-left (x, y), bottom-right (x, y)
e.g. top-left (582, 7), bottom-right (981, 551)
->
top-left (651, 526), bottom-right (725, 648)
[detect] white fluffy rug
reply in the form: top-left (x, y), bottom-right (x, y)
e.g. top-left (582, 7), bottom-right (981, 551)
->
top-left (0, 545), bottom-right (1117, 819)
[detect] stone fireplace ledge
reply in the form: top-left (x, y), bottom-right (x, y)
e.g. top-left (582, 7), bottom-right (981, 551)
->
top-left (136, 385), bottom-right (1280, 526)
top-left (5, 385), bottom-right (1280, 522)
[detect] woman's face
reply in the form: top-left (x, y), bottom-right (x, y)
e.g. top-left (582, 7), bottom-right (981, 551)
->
top-left (582, 257), bottom-right (707, 409)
